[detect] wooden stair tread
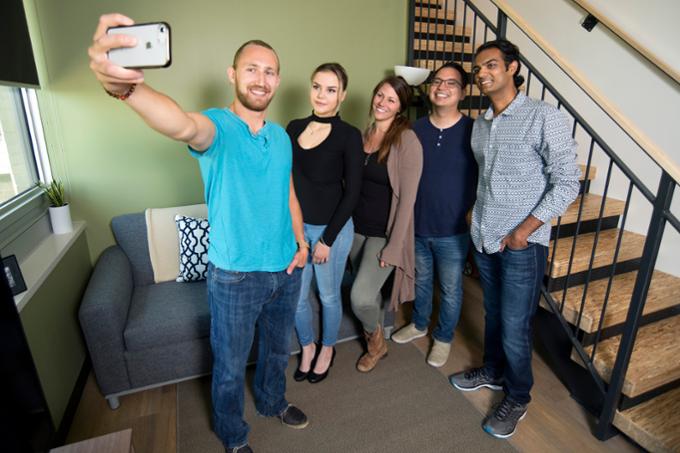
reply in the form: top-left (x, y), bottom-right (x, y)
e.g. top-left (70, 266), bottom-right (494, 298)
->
top-left (415, 59), bottom-right (473, 71)
top-left (572, 314), bottom-right (680, 397)
top-left (415, 6), bottom-right (456, 21)
top-left (414, 22), bottom-right (472, 37)
top-left (547, 270), bottom-right (680, 332)
top-left (547, 228), bottom-right (645, 278)
top-left (552, 193), bottom-right (625, 226)
top-left (613, 386), bottom-right (680, 453)
top-left (413, 39), bottom-right (475, 56)
top-left (579, 163), bottom-right (597, 181)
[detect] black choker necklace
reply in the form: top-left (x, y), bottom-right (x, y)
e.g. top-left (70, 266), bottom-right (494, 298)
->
top-left (311, 112), bottom-right (340, 124)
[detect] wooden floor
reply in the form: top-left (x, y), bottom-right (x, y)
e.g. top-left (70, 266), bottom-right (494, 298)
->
top-left (66, 277), bottom-right (641, 452)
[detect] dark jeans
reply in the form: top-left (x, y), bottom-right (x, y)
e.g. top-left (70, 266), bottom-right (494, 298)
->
top-left (207, 263), bottom-right (301, 449)
top-left (473, 243), bottom-right (547, 405)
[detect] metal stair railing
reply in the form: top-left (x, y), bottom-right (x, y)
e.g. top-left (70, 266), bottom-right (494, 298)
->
top-left (407, 0), bottom-right (680, 441)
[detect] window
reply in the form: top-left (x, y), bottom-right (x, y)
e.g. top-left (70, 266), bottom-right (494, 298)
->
top-left (0, 86), bottom-right (52, 253)
top-left (0, 86), bottom-right (49, 204)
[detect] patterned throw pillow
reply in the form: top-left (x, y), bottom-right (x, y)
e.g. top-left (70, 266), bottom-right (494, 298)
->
top-left (175, 215), bottom-right (210, 282)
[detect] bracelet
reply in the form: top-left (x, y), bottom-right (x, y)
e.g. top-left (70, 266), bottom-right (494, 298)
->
top-left (297, 239), bottom-right (310, 251)
top-left (104, 84), bottom-right (136, 101)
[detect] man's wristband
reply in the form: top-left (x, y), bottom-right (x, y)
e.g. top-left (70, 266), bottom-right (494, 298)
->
top-left (104, 84), bottom-right (136, 101)
top-left (297, 240), bottom-right (310, 251)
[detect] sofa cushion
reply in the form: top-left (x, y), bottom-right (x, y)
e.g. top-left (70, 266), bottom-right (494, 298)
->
top-left (124, 280), bottom-right (209, 351)
top-left (176, 215), bottom-right (210, 282)
top-left (111, 213), bottom-right (155, 287)
top-left (145, 204), bottom-right (208, 283)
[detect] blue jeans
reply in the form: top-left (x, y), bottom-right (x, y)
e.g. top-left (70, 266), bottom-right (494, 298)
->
top-left (295, 220), bottom-right (353, 347)
top-left (413, 233), bottom-right (469, 343)
top-left (207, 263), bottom-right (301, 449)
top-left (473, 243), bottom-right (547, 405)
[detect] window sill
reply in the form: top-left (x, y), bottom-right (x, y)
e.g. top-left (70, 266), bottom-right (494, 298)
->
top-left (14, 221), bottom-right (86, 312)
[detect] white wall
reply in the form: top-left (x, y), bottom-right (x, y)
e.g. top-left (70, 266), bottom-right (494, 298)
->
top-left (461, 0), bottom-right (679, 276)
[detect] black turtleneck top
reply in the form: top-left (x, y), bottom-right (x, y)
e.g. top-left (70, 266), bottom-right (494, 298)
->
top-left (287, 113), bottom-right (364, 246)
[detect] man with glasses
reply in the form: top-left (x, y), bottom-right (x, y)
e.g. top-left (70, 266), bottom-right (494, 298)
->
top-left (391, 62), bottom-right (477, 369)
top-left (449, 39), bottom-right (580, 439)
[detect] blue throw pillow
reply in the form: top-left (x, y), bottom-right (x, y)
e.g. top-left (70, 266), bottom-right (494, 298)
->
top-left (175, 215), bottom-right (210, 282)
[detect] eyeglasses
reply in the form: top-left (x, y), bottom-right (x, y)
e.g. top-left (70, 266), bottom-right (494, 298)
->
top-left (431, 78), bottom-right (462, 89)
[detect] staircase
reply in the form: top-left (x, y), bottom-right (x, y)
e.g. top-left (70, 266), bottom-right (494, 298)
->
top-left (408, 1), bottom-right (680, 452)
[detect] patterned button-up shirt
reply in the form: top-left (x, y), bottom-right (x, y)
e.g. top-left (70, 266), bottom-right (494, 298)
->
top-left (471, 92), bottom-right (580, 253)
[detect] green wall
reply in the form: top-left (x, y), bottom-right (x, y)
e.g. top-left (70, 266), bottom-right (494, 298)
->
top-left (32, 0), bottom-right (409, 261)
top-left (19, 234), bottom-right (91, 427)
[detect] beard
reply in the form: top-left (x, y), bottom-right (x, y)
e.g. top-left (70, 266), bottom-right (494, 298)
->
top-left (235, 83), bottom-right (274, 112)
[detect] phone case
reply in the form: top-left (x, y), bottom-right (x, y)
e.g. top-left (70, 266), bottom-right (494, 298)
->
top-left (107, 22), bottom-right (172, 69)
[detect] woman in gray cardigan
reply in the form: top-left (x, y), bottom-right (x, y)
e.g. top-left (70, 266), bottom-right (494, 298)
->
top-left (350, 75), bottom-right (423, 372)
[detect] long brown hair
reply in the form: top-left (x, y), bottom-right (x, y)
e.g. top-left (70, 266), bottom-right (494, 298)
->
top-left (364, 76), bottom-right (412, 163)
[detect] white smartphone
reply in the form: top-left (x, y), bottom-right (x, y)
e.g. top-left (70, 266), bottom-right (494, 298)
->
top-left (107, 22), bottom-right (172, 69)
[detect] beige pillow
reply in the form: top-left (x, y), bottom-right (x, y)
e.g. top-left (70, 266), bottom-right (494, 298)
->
top-left (145, 203), bottom-right (208, 283)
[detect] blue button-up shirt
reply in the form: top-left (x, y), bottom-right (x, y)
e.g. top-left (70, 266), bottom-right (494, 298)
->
top-left (470, 92), bottom-right (580, 253)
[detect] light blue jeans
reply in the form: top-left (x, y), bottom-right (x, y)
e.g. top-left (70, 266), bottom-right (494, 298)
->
top-left (295, 219), bottom-right (354, 347)
top-left (413, 233), bottom-right (470, 343)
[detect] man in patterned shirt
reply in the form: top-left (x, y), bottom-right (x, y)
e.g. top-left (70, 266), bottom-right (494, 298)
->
top-left (449, 39), bottom-right (580, 439)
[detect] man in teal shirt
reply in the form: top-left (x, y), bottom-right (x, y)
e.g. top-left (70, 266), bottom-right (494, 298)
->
top-left (89, 13), bottom-right (309, 453)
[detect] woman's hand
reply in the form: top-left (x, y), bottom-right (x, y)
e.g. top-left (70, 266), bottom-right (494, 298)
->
top-left (313, 242), bottom-right (331, 264)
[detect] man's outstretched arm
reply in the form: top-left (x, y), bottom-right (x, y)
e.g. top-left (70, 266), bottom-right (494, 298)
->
top-left (88, 13), bottom-right (214, 151)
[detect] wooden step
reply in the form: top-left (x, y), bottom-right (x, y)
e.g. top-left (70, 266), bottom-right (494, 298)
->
top-left (415, 59), bottom-right (473, 72)
top-left (414, 6), bottom-right (456, 22)
top-left (572, 314), bottom-right (680, 398)
top-left (547, 270), bottom-right (680, 333)
top-left (413, 39), bottom-right (474, 56)
top-left (547, 228), bottom-right (645, 278)
top-left (613, 386), bottom-right (680, 453)
top-left (414, 22), bottom-right (472, 37)
top-left (579, 164), bottom-right (597, 181)
top-left (415, 0), bottom-right (446, 7)
top-left (553, 194), bottom-right (625, 226)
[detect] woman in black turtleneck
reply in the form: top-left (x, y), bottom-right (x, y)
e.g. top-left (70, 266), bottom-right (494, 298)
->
top-left (286, 63), bottom-right (363, 383)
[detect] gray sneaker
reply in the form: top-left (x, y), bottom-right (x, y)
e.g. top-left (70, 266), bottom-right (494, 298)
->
top-left (449, 367), bottom-right (503, 391)
top-left (482, 397), bottom-right (528, 438)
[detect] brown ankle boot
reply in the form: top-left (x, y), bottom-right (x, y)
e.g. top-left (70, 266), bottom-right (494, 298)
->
top-left (357, 324), bottom-right (388, 372)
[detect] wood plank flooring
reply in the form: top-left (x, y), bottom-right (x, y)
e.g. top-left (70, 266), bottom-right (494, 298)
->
top-left (66, 277), bottom-right (640, 452)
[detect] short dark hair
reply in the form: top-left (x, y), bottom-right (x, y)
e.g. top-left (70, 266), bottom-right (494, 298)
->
top-left (312, 62), bottom-right (348, 90)
top-left (474, 39), bottom-right (524, 88)
top-left (433, 61), bottom-right (469, 89)
top-left (233, 39), bottom-right (280, 73)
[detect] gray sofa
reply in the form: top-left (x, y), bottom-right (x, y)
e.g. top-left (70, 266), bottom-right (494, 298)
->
top-left (79, 211), bottom-right (393, 409)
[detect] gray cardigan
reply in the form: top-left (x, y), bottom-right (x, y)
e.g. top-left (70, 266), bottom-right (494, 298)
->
top-left (380, 128), bottom-right (423, 310)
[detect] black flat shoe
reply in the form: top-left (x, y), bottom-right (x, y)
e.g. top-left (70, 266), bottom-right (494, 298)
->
top-left (308, 347), bottom-right (336, 384)
top-left (294, 343), bottom-right (318, 382)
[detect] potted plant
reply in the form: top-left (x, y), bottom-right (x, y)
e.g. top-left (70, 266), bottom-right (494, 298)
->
top-left (40, 180), bottom-right (73, 234)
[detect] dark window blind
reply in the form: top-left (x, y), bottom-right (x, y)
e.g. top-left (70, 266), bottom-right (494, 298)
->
top-left (0, 0), bottom-right (40, 87)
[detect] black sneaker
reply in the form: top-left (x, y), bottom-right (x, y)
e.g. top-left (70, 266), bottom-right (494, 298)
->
top-left (449, 367), bottom-right (503, 392)
top-left (482, 397), bottom-right (528, 438)
top-left (277, 404), bottom-right (309, 429)
top-left (226, 444), bottom-right (253, 453)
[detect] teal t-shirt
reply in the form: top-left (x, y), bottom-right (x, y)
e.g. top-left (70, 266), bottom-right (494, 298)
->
top-left (189, 108), bottom-right (296, 272)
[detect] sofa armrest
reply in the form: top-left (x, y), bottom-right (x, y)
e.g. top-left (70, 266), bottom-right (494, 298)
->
top-left (79, 245), bottom-right (134, 396)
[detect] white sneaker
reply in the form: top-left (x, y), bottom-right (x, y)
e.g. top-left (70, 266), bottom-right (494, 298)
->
top-left (427, 339), bottom-right (451, 367)
top-left (391, 323), bottom-right (427, 344)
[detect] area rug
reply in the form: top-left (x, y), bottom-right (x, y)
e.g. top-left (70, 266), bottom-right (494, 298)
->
top-left (177, 340), bottom-right (516, 453)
